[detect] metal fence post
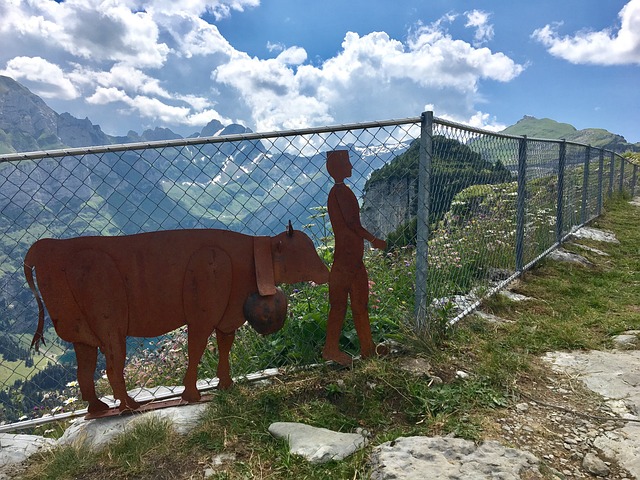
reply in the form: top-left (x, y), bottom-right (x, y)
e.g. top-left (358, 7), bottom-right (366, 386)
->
top-left (632, 164), bottom-right (638, 198)
top-left (581, 146), bottom-right (590, 225)
top-left (556, 141), bottom-right (566, 244)
top-left (619, 155), bottom-right (625, 193)
top-left (608, 152), bottom-right (615, 198)
top-left (414, 111), bottom-right (433, 327)
top-left (515, 136), bottom-right (527, 272)
top-left (597, 149), bottom-right (604, 216)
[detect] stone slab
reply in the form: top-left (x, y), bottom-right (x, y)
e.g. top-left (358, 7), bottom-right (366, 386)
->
top-left (268, 422), bottom-right (367, 464)
top-left (571, 227), bottom-right (619, 244)
top-left (57, 402), bottom-right (208, 449)
top-left (499, 290), bottom-right (533, 302)
top-left (548, 248), bottom-right (594, 267)
top-left (0, 433), bottom-right (55, 467)
top-left (369, 436), bottom-right (539, 479)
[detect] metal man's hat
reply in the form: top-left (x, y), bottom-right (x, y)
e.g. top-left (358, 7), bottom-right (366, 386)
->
top-left (326, 150), bottom-right (349, 162)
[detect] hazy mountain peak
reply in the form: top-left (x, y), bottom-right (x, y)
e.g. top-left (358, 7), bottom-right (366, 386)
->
top-left (140, 127), bottom-right (183, 142)
top-left (219, 123), bottom-right (252, 135)
top-left (199, 119), bottom-right (225, 137)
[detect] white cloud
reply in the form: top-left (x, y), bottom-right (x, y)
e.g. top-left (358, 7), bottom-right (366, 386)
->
top-left (214, 16), bottom-right (524, 132)
top-left (84, 77), bottom-right (223, 127)
top-left (87, 87), bottom-right (229, 126)
top-left (144, 0), bottom-right (260, 21)
top-left (152, 11), bottom-right (235, 59)
top-left (176, 94), bottom-right (214, 110)
top-left (0, 1), bottom-right (62, 39)
top-left (1, 0), bottom-right (170, 68)
top-left (127, 95), bottom-right (191, 122)
top-left (276, 46), bottom-right (307, 65)
top-left (466, 111), bottom-right (506, 131)
top-left (532, 0), bottom-right (640, 65)
top-left (267, 41), bottom-right (286, 53)
top-left (0, 0), bottom-right (246, 133)
top-left (0, 2), bottom-right (522, 134)
top-left (465, 10), bottom-right (495, 46)
top-left (423, 104), bottom-right (506, 132)
top-left (69, 64), bottom-right (174, 99)
top-left (86, 86), bottom-right (130, 105)
top-left (214, 50), bottom-right (334, 131)
top-left (406, 25), bottom-right (523, 86)
top-left (0, 56), bottom-right (80, 99)
top-left (185, 108), bottom-right (232, 127)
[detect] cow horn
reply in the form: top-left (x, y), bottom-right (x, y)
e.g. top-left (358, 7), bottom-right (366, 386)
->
top-left (287, 220), bottom-right (294, 237)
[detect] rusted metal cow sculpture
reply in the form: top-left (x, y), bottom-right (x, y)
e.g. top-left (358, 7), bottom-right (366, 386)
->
top-left (25, 223), bottom-right (329, 413)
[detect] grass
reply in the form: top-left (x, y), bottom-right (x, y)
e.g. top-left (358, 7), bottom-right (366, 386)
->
top-left (19, 194), bottom-right (640, 479)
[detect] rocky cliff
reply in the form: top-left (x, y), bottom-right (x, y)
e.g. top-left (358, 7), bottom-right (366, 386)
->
top-left (361, 175), bottom-right (417, 239)
top-left (0, 76), bottom-right (62, 152)
top-left (361, 138), bottom-right (513, 244)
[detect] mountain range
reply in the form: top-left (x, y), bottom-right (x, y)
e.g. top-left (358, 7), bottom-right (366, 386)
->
top-left (2, 75), bottom-right (638, 155)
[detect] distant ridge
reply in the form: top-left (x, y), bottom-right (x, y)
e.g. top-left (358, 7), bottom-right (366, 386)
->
top-left (0, 75), bottom-right (240, 155)
top-left (501, 116), bottom-right (639, 153)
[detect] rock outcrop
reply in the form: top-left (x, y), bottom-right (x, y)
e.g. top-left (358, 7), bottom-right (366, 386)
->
top-left (361, 175), bottom-right (417, 238)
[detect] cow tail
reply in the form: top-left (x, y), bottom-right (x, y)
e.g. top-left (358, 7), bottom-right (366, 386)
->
top-left (24, 250), bottom-right (46, 353)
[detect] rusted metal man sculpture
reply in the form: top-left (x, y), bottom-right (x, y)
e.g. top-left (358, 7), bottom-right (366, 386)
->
top-left (323, 150), bottom-right (387, 366)
top-left (25, 223), bottom-right (329, 413)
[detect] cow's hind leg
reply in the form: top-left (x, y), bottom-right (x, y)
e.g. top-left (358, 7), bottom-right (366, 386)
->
top-left (182, 328), bottom-right (210, 403)
top-left (65, 249), bottom-right (138, 411)
top-left (74, 343), bottom-right (109, 413)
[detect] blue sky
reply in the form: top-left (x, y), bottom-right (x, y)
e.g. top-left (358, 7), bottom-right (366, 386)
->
top-left (1, 0), bottom-right (638, 142)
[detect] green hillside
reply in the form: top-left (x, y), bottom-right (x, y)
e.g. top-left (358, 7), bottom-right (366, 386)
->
top-left (565, 128), bottom-right (631, 150)
top-left (501, 116), bottom-right (577, 139)
top-left (501, 116), bottom-right (640, 153)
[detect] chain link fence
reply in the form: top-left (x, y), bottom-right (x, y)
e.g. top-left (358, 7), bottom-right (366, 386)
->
top-left (0, 113), bottom-right (636, 430)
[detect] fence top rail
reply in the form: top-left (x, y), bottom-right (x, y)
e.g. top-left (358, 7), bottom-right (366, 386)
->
top-left (0, 116), bottom-right (422, 163)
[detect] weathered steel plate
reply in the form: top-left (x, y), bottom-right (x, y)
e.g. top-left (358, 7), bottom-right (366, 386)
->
top-left (84, 395), bottom-right (213, 420)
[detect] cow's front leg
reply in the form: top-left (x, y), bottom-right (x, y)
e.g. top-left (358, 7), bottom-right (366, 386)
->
top-left (216, 329), bottom-right (235, 390)
top-left (74, 343), bottom-right (109, 413)
top-left (103, 336), bottom-right (140, 411)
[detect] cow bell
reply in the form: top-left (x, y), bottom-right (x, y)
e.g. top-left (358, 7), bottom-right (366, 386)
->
top-left (243, 288), bottom-right (288, 335)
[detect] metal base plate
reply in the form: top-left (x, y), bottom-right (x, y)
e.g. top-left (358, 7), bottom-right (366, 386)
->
top-left (84, 395), bottom-right (213, 420)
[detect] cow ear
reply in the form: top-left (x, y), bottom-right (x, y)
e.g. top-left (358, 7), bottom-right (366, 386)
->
top-left (254, 237), bottom-right (277, 296)
top-left (287, 220), bottom-right (294, 237)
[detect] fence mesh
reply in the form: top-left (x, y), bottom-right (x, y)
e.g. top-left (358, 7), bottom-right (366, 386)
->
top-left (0, 114), bottom-right (635, 429)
